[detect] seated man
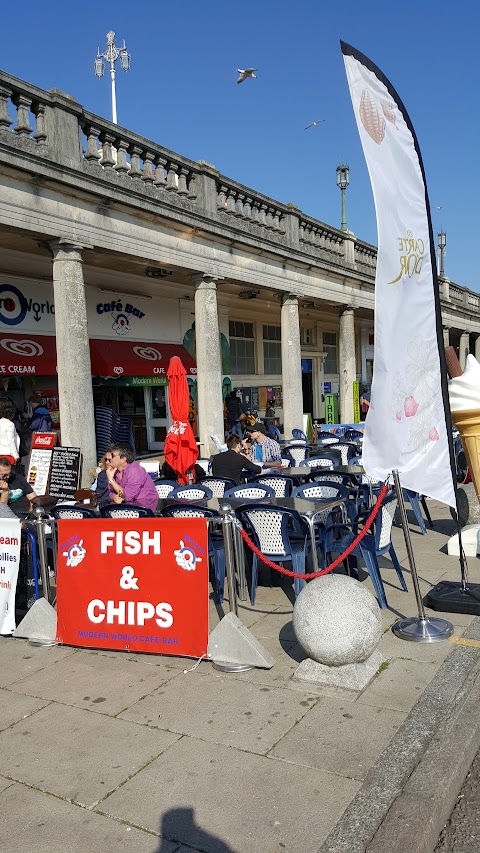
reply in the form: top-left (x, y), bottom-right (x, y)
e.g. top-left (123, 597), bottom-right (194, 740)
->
top-left (211, 434), bottom-right (262, 484)
top-left (106, 443), bottom-right (159, 513)
top-left (246, 423), bottom-right (282, 467)
top-left (0, 456), bottom-right (37, 516)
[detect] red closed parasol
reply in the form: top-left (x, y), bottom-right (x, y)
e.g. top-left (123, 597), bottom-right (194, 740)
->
top-left (164, 356), bottom-right (198, 484)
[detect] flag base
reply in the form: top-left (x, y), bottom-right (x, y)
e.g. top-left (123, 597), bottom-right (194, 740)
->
top-left (423, 581), bottom-right (480, 616)
top-left (392, 616), bottom-right (454, 643)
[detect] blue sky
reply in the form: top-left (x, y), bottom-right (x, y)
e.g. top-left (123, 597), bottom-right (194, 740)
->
top-left (1, 1), bottom-right (477, 289)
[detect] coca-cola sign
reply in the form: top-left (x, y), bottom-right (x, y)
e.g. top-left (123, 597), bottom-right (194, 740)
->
top-left (32, 432), bottom-right (56, 449)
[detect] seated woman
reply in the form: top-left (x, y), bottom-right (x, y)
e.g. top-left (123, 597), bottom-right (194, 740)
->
top-left (161, 460), bottom-right (207, 483)
top-left (0, 456), bottom-right (37, 516)
top-left (90, 453), bottom-right (114, 509)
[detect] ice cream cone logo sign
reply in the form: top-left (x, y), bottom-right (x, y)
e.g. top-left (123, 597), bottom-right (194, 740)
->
top-left (392, 338), bottom-right (443, 452)
top-left (359, 88), bottom-right (397, 144)
top-left (449, 355), bottom-right (480, 499)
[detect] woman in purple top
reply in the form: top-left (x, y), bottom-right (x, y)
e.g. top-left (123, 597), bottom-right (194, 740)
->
top-left (105, 443), bottom-right (159, 513)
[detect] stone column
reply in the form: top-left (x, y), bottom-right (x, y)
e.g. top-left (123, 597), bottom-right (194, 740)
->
top-left (443, 327), bottom-right (450, 348)
top-left (50, 239), bottom-right (97, 485)
top-left (194, 275), bottom-right (225, 457)
top-left (475, 336), bottom-right (480, 362)
top-left (459, 332), bottom-right (470, 370)
top-left (339, 307), bottom-right (356, 423)
top-left (281, 294), bottom-right (303, 439)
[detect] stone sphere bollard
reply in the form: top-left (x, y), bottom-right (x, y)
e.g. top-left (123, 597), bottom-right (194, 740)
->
top-left (293, 574), bottom-right (382, 667)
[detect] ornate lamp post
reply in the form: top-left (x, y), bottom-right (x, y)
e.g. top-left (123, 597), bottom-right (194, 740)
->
top-left (437, 230), bottom-right (446, 276)
top-left (94, 31), bottom-right (131, 124)
top-left (336, 163), bottom-right (350, 232)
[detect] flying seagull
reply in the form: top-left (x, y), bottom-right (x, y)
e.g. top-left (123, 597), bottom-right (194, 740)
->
top-left (305, 119), bottom-right (325, 129)
top-left (237, 68), bottom-right (257, 84)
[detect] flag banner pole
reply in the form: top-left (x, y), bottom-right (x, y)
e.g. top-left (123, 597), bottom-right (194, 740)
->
top-left (341, 41), bottom-right (479, 621)
top-left (391, 470), bottom-right (453, 642)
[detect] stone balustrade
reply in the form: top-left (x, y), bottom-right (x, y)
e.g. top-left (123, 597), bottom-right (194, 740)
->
top-left (0, 81), bottom-right (48, 152)
top-left (298, 215), bottom-right (344, 262)
top-left (216, 178), bottom-right (286, 234)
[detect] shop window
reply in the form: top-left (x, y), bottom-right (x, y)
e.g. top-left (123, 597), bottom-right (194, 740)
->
top-left (323, 331), bottom-right (338, 374)
top-left (263, 324), bottom-right (282, 374)
top-left (118, 388), bottom-right (145, 416)
top-left (229, 320), bottom-right (255, 374)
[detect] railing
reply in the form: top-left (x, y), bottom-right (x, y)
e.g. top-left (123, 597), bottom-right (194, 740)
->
top-left (0, 68), bottom-right (479, 312)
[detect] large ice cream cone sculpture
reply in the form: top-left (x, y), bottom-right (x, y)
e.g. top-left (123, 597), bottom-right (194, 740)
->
top-left (449, 353), bottom-right (480, 502)
top-left (451, 409), bottom-right (480, 500)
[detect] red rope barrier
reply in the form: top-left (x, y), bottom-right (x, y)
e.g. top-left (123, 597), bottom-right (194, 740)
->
top-left (238, 483), bottom-right (389, 579)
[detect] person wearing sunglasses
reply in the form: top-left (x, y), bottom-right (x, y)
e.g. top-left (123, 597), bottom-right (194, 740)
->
top-left (90, 453), bottom-right (114, 510)
top-left (105, 443), bottom-right (158, 513)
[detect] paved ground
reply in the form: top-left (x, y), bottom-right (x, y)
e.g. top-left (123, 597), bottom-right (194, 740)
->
top-left (1, 500), bottom-right (480, 853)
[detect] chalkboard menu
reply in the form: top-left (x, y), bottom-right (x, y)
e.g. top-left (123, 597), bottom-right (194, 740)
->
top-left (48, 446), bottom-right (82, 500)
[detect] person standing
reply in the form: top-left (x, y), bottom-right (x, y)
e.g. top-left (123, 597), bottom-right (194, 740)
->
top-left (246, 422), bottom-right (282, 466)
top-left (225, 391), bottom-right (246, 437)
top-left (0, 399), bottom-right (20, 465)
top-left (211, 434), bottom-right (262, 484)
top-left (105, 443), bottom-right (159, 512)
top-left (27, 394), bottom-right (53, 433)
top-left (360, 387), bottom-right (371, 421)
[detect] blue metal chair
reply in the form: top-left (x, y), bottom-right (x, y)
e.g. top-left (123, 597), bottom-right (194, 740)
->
top-left (235, 503), bottom-right (310, 605)
top-left (325, 493), bottom-right (407, 608)
top-left (201, 476), bottom-right (236, 497)
top-left (153, 479), bottom-right (179, 498)
top-left (51, 505), bottom-right (97, 519)
top-left (100, 503), bottom-right (155, 518)
top-left (196, 458), bottom-right (212, 475)
top-left (292, 428), bottom-right (308, 441)
top-left (171, 483), bottom-right (214, 501)
top-left (283, 445), bottom-right (309, 466)
top-left (343, 428), bottom-right (364, 441)
top-left (225, 483), bottom-right (276, 501)
top-left (402, 489), bottom-right (432, 534)
top-left (333, 442), bottom-right (358, 466)
top-left (160, 503), bottom-right (226, 603)
top-left (268, 425), bottom-right (285, 444)
top-left (300, 456), bottom-right (334, 471)
top-left (251, 474), bottom-right (295, 497)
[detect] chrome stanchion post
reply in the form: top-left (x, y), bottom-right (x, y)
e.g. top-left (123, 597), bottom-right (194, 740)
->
top-left (219, 502), bottom-right (238, 616)
top-left (391, 469), bottom-right (454, 642)
top-left (34, 506), bottom-right (51, 605)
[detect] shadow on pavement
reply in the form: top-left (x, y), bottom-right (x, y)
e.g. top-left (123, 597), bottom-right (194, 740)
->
top-left (155, 807), bottom-right (237, 852)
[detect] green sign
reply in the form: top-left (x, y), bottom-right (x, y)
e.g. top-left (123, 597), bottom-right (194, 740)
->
top-left (93, 376), bottom-right (168, 387)
top-left (324, 393), bottom-right (338, 424)
top-left (353, 381), bottom-right (361, 423)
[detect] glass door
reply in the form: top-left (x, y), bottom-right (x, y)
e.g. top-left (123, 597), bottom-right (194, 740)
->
top-left (145, 385), bottom-right (170, 450)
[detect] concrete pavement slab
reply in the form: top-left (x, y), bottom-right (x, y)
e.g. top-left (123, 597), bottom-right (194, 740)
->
top-left (119, 668), bottom-right (318, 754)
top-left (269, 696), bottom-right (406, 781)
top-left (0, 703), bottom-right (179, 808)
top-left (0, 637), bottom-right (76, 688)
top-left (357, 658), bottom-right (437, 713)
top-left (98, 736), bottom-right (360, 853)
top-left (0, 687), bottom-right (49, 731)
top-left (0, 783), bottom-right (175, 853)
top-left (11, 648), bottom-right (181, 715)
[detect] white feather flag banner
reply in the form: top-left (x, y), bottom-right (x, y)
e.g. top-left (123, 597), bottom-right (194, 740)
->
top-left (341, 42), bottom-right (456, 507)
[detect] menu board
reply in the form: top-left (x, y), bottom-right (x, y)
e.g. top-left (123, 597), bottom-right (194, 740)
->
top-left (48, 446), bottom-right (82, 500)
top-left (27, 432), bottom-right (57, 496)
top-left (27, 448), bottom-right (53, 496)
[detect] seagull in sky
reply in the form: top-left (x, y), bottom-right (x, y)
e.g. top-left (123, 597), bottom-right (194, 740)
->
top-left (237, 68), bottom-right (257, 84)
top-left (305, 119), bottom-right (325, 129)
top-left (434, 205), bottom-right (446, 210)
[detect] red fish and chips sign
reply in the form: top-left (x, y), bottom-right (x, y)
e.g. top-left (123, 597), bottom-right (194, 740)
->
top-left (56, 518), bottom-right (209, 658)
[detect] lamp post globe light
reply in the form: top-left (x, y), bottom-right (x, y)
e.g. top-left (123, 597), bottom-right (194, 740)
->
top-left (437, 230), bottom-right (447, 276)
top-left (94, 31), bottom-right (131, 124)
top-left (336, 163), bottom-right (350, 232)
